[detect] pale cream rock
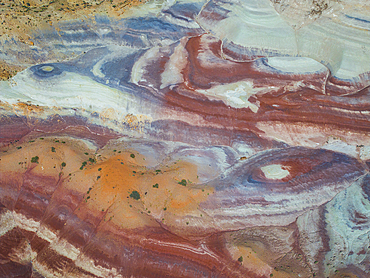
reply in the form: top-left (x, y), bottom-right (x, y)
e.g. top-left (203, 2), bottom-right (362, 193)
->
top-left (261, 164), bottom-right (290, 180)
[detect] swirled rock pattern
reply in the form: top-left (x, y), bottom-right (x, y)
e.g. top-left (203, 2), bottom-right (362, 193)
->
top-left (1, 0), bottom-right (370, 277)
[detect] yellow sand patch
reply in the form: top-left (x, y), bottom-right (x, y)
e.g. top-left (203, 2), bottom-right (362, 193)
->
top-left (230, 245), bottom-right (293, 278)
top-left (0, 137), bottom-right (89, 177)
top-left (231, 246), bottom-right (273, 276)
top-left (82, 154), bottom-right (213, 228)
top-left (0, 137), bottom-right (214, 230)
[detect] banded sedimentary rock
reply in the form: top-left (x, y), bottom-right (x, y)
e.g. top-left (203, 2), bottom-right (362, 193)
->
top-left (0, 130), bottom-right (368, 277)
top-left (1, 0), bottom-right (370, 277)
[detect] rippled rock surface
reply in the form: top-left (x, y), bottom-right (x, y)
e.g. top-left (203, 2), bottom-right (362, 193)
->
top-left (1, 0), bottom-right (370, 277)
